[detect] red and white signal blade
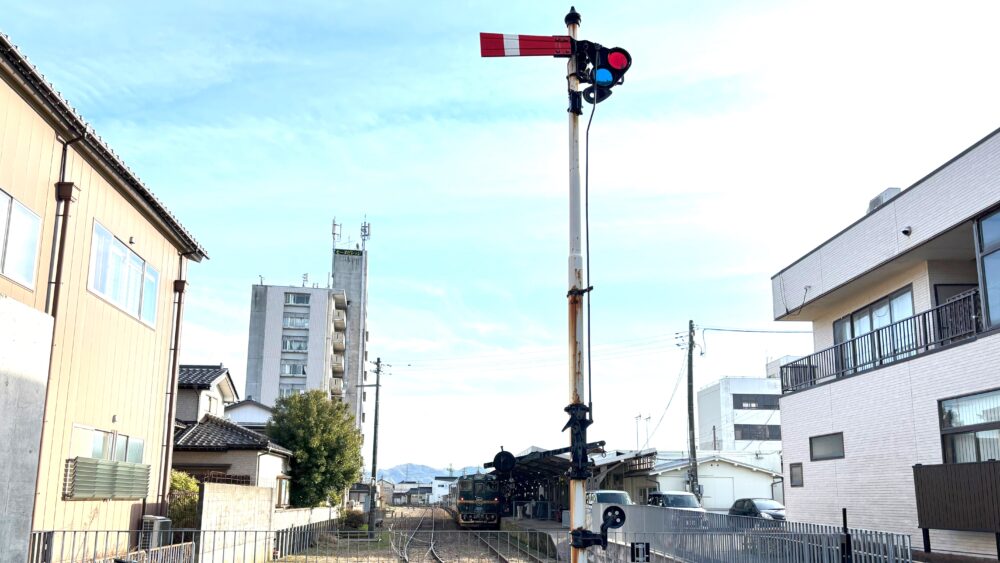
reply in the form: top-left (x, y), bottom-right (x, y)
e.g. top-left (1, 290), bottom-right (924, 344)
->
top-left (479, 33), bottom-right (572, 57)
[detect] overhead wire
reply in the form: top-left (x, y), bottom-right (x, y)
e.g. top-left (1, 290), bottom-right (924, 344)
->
top-left (641, 355), bottom-right (686, 449)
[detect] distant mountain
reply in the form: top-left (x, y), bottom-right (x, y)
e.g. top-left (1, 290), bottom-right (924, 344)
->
top-left (376, 463), bottom-right (482, 484)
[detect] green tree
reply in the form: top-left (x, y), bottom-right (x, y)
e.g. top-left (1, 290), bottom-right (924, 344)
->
top-left (168, 470), bottom-right (201, 529)
top-left (267, 390), bottom-right (363, 507)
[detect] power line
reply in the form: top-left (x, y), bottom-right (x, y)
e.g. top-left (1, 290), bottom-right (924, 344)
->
top-left (641, 355), bottom-right (686, 449)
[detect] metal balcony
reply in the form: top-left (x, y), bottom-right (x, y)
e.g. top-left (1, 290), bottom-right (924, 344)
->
top-left (781, 289), bottom-right (982, 393)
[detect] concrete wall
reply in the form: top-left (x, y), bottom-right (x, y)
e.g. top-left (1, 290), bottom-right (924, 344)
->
top-left (199, 483), bottom-right (273, 563)
top-left (0, 296), bottom-right (52, 561)
top-left (772, 129), bottom-right (1000, 320)
top-left (246, 285), bottom-right (340, 407)
top-left (780, 333), bottom-right (1000, 558)
top-left (333, 250), bottom-right (367, 430)
top-left (197, 483), bottom-right (336, 562)
top-left (271, 506), bottom-right (337, 530)
top-left (697, 383), bottom-right (721, 450)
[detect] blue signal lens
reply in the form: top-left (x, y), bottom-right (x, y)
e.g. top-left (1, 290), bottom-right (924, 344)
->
top-left (594, 68), bottom-right (614, 87)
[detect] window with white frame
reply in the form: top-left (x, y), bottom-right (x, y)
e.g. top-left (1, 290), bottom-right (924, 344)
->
top-left (0, 189), bottom-right (42, 287)
top-left (88, 222), bottom-right (159, 324)
top-left (76, 426), bottom-right (144, 464)
top-left (283, 312), bottom-right (309, 328)
top-left (285, 292), bottom-right (310, 305)
top-left (279, 383), bottom-right (306, 398)
top-left (280, 360), bottom-right (306, 375)
top-left (282, 336), bottom-right (308, 352)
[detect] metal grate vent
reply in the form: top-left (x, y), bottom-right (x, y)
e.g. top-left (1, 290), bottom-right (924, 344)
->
top-left (63, 457), bottom-right (150, 500)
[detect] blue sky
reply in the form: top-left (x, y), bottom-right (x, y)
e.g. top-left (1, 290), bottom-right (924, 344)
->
top-left (7, 1), bottom-right (1000, 470)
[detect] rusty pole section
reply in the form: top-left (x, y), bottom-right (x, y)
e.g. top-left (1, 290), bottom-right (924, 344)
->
top-left (565, 7), bottom-right (588, 563)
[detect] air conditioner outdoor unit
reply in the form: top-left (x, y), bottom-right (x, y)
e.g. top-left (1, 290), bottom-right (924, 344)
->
top-left (867, 187), bottom-right (901, 214)
top-left (139, 515), bottom-right (171, 550)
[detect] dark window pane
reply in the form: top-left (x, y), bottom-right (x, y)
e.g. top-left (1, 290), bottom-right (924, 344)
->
top-left (834, 317), bottom-right (851, 344)
top-left (852, 309), bottom-right (872, 337)
top-left (789, 464), bottom-right (803, 487)
top-left (810, 433), bottom-right (845, 461)
top-left (943, 432), bottom-right (979, 463)
top-left (981, 209), bottom-right (1000, 250)
top-left (890, 290), bottom-right (914, 320)
top-left (984, 251), bottom-right (1000, 328)
top-left (978, 429), bottom-right (1000, 461)
top-left (941, 389), bottom-right (1000, 429)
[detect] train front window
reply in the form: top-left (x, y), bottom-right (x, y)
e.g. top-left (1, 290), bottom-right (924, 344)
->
top-left (474, 482), bottom-right (485, 495)
top-left (460, 481), bottom-right (472, 492)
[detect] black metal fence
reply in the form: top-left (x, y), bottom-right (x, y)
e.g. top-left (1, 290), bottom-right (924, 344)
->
top-left (781, 289), bottom-right (981, 393)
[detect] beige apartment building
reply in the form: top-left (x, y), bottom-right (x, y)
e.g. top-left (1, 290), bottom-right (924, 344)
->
top-left (0, 31), bottom-right (206, 553)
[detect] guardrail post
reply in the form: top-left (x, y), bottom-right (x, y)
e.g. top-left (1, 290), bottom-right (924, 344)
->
top-left (922, 528), bottom-right (930, 553)
top-left (842, 508), bottom-right (852, 563)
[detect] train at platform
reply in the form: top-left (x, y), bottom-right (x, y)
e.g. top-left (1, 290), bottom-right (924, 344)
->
top-left (447, 473), bottom-right (501, 529)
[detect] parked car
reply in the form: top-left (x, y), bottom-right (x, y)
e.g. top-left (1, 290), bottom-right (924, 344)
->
top-left (585, 490), bottom-right (633, 505)
top-left (647, 491), bottom-right (706, 512)
top-left (728, 498), bottom-right (786, 520)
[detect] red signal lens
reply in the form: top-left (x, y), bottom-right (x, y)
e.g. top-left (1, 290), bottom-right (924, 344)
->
top-left (608, 51), bottom-right (629, 70)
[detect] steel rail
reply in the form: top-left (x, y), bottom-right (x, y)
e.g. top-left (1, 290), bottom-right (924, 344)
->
top-left (476, 531), bottom-right (548, 563)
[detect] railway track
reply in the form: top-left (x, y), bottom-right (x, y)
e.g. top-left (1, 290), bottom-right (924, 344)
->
top-left (475, 531), bottom-right (547, 563)
top-left (392, 506), bottom-right (553, 562)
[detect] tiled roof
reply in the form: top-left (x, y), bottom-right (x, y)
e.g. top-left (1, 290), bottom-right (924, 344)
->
top-left (225, 399), bottom-right (274, 413)
top-left (174, 415), bottom-right (291, 456)
top-left (179, 365), bottom-right (229, 388)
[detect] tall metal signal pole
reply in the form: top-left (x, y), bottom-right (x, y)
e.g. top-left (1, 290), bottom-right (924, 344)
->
top-left (562, 12), bottom-right (591, 563)
top-left (480, 10), bottom-right (633, 561)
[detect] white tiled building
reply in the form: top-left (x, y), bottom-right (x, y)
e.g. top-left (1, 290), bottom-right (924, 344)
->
top-left (772, 127), bottom-right (1000, 558)
top-left (698, 377), bottom-right (781, 453)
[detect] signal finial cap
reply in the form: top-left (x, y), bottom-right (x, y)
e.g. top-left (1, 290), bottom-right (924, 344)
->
top-left (565, 6), bottom-right (581, 26)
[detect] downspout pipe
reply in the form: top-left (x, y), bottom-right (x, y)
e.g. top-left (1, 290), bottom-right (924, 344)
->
top-left (45, 135), bottom-right (84, 316)
top-left (159, 254), bottom-right (189, 515)
top-left (30, 134), bottom-right (83, 532)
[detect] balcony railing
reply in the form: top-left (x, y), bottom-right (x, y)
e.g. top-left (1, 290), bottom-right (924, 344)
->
top-left (781, 289), bottom-right (982, 393)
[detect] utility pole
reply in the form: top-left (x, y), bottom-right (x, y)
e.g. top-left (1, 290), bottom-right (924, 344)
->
top-left (366, 357), bottom-right (383, 537)
top-left (634, 414), bottom-right (641, 450)
top-left (686, 320), bottom-right (701, 502)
